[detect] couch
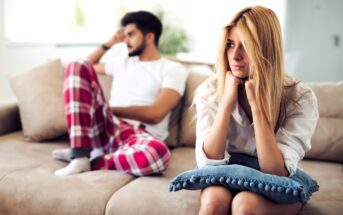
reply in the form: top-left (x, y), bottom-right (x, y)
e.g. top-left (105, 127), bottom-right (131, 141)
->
top-left (0, 59), bottom-right (342, 215)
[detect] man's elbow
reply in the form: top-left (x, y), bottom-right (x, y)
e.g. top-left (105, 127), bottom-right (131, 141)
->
top-left (145, 115), bottom-right (163, 124)
top-left (144, 111), bottom-right (165, 124)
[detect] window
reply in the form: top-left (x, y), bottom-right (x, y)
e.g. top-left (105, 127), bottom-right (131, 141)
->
top-left (4, 0), bottom-right (119, 44)
top-left (4, 0), bottom-right (286, 52)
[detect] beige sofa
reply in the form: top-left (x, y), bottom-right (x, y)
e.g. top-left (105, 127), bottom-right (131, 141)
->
top-left (0, 59), bottom-right (342, 215)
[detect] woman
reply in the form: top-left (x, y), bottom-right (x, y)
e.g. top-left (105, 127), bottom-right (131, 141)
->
top-left (194, 6), bottom-right (318, 215)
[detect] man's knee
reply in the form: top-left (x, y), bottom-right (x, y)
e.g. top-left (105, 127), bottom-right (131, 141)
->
top-left (148, 140), bottom-right (170, 159)
top-left (65, 60), bottom-right (94, 79)
top-left (131, 141), bottom-right (170, 175)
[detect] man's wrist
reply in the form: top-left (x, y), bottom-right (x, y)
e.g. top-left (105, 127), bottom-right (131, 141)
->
top-left (101, 44), bottom-right (111, 51)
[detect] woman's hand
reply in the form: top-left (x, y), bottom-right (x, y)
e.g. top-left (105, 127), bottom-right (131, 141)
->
top-left (221, 71), bottom-right (244, 108)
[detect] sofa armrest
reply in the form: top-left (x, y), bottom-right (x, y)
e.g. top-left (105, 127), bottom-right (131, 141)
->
top-left (0, 99), bottom-right (21, 135)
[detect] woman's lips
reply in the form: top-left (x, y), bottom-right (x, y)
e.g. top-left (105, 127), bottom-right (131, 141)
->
top-left (231, 65), bottom-right (245, 70)
top-left (231, 65), bottom-right (249, 81)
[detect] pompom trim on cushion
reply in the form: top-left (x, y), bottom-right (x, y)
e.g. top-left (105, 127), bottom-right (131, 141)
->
top-left (169, 164), bottom-right (319, 204)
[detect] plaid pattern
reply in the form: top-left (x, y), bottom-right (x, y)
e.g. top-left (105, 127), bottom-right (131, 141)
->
top-left (64, 60), bottom-right (171, 176)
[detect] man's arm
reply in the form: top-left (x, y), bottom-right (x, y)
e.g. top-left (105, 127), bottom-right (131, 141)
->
top-left (111, 88), bottom-right (181, 124)
top-left (88, 29), bottom-right (124, 75)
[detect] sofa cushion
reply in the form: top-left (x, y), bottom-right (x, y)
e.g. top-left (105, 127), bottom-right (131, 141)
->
top-left (179, 71), bottom-right (212, 146)
top-left (105, 147), bottom-right (200, 215)
top-left (164, 101), bottom-right (183, 147)
top-left (305, 82), bottom-right (343, 118)
top-left (0, 131), bottom-right (135, 215)
top-left (9, 60), bottom-right (114, 142)
top-left (304, 82), bottom-right (343, 163)
top-left (97, 74), bottom-right (113, 101)
top-left (0, 167), bottom-right (134, 215)
top-left (298, 160), bottom-right (343, 215)
top-left (10, 59), bottom-right (67, 141)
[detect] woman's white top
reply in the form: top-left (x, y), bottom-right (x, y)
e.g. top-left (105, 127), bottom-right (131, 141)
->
top-left (194, 80), bottom-right (319, 176)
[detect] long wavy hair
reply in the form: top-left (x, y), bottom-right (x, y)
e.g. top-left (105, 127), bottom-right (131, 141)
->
top-left (216, 6), bottom-right (285, 130)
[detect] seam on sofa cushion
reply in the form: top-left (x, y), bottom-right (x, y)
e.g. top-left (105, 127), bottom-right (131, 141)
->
top-left (104, 176), bottom-right (139, 215)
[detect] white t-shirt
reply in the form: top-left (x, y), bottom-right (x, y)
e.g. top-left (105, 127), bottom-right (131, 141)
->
top-left (104, 56), bottom-right (188, 140)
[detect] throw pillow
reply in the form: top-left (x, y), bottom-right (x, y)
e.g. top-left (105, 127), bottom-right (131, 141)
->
top-left (169, 164), bottom-right (319, 204)
top-left (10, 59), bottom-right (67, 141)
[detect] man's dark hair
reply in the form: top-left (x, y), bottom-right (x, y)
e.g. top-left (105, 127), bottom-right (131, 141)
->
top-left (121, 11), bottom-right (162, 46)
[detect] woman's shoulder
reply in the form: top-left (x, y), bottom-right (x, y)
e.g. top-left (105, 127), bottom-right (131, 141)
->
top-left (194, 75), bottom-right (218, 105)
top-left (196, 76), bottom-right (217, 93)
top-left (282, 75), bottom-right (318, 117)
top-left (283, 75), bottom-right (316, 102)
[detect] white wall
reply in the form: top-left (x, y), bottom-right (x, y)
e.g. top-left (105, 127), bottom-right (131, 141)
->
top-left (0, 0), bottom-right (97, 100)
top-left (0, 0), bottom-right (52, 100)
top-left (0, 0), bottom-right (8, 100)
top-left (0, 0), bottom-right (286, 101)
top-left (1, 0), bottom-right (342, 101)
top-left (0, 0), bottom-right (95, 100)
top-left (284, 0), bottom-right (343, 81)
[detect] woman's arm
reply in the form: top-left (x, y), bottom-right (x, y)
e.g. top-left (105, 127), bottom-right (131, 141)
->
top-left (202, 99), bottom-right (233, 159)
top-left (252, 108), bottom-right (288, 176)
top-left (245, 81), bottom-right (288, 176)
top-left (203, 72), bottom-right (244, 160)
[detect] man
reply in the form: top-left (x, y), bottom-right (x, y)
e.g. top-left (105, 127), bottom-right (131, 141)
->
top-left (53, 11), bottom-right (188, 176)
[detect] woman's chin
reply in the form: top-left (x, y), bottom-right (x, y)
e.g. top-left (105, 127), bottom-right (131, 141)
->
top-left (232, 72), bottom-right (249, 80)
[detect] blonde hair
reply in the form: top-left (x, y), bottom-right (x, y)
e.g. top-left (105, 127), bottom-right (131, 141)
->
top-left (216, 6), bottom-right (284, 130)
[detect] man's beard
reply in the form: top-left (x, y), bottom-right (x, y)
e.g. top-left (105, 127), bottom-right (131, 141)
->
top-left (128, 40), bottom-right (146, 57)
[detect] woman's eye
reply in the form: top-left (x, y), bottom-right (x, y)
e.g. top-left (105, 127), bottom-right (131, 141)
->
top-left (226, 41), bottom-right (234, 48)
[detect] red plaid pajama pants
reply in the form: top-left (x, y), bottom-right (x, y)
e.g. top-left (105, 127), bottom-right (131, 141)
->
top-left (64, 60), bottom-right (171, 176)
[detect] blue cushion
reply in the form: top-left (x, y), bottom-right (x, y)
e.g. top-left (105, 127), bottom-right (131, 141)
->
top-left (169, 155), bottom-right (319, 204)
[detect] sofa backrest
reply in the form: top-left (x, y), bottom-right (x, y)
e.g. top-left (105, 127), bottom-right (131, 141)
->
top-left (303, 82), bottom-right (343, 163)
top-left (178, 71), bottom-right (212, 146)
top-left (179, 71), bottom-right (343, 163)
top-left (13, 59), bottom-right (341, 163)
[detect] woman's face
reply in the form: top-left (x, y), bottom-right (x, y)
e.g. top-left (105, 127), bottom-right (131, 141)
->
top-left (226, 27), bottom-right (250, 79)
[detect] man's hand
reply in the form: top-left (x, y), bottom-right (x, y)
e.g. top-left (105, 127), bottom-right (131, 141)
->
top-left (87, 29), bottom-right (125, 73)
top-left (104, 29), bottom-right (125, 48)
